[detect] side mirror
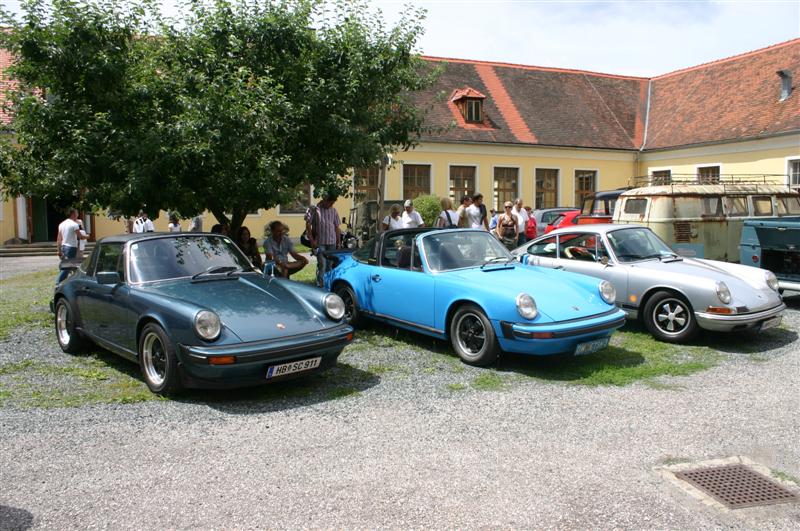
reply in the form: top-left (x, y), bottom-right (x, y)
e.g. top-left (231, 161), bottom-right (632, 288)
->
top-left (96, 271), bottom-right (122, 285)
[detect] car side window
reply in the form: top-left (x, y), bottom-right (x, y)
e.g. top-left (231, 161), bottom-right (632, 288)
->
top-left (95, 243), bottom-right (125, 280)
top-left (382, 234), bottom-right (414, 269)
top-left (82, 247), bottom-right (99, 276)
top-left (527, 236), bottom-right (558, 257)
top-left (352, 237), bottom-right (378, 264)
top-left (560, 233), bottom-right (603, 262)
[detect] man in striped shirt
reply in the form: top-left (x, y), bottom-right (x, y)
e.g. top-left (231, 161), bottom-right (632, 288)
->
top-left (305, 195), bottom-right (341, 287)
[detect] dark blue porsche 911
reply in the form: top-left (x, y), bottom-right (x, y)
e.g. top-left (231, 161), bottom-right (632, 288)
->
top-left (52, 233), bottom-right (353, 395)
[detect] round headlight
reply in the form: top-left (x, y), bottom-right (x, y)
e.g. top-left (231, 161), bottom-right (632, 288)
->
top-left (599, 280), bottom-right (616, 304)
top-left (765, 271), bottom-right (779, 292)
top-left (194, 310), bottom-right (221, 341)
top-left (716, 281), bottom-right (732, 304)
top-left (324, 293), bottom-right (346, 320)
top-left (516, 293), bottom-right (538, 320)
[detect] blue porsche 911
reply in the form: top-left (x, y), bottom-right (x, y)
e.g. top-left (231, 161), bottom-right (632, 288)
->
top-left (53, 233), bottom-right (353, 395)
top-left (323, 228), bottom-right (626, 366)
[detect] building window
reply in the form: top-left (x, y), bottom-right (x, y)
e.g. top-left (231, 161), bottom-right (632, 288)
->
top-left (449, 166), bottom-right (476, 201)
top-left (697, 165), bottom-right (720, 184)
top-left (574, 170), bottom-right (596, 208)
top-left (279, 182), bottom-right (312, 214)
top-left (789, 159), bottom-right (800, 190)
top-left (403, 164), bottom-right (431, 199)
top-left (651, 169), bottom-right (671, 185)
top-left (493, 167), bottom-right (518, 210)
top-left (465, 99), bottom-right (482, 123)
top-left (535, 168), bottom-right (558, 208)
top-left (354, 166), bottom-right (380, 202)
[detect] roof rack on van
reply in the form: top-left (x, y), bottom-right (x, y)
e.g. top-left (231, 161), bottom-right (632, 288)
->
top-left (630, 174), bottom-right (787, 187)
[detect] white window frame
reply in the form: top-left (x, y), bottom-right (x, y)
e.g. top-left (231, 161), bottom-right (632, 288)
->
top-left (447, 163), bottom-right (480, 202)
top-left (533, 167), bottom-right (561, 209)
top-left (400, 162), bottom-right (434, 198)
top-left (786, 156), bottom-right (800, 190)
top-left (695, 163), bottom-right (723, 183)
top-left (491, 165), bottom-right (521, 210)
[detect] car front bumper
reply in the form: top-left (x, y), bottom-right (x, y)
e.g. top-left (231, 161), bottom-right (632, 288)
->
top-left (695, 303), bottom-right (786, 332)
top-left (177, 324), bottom-right (354, 389)
top-left (496, 308), bottom-right (627, 356)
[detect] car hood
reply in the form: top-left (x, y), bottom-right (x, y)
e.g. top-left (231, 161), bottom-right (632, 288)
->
top-left (443, 265), bottom-right (611, 321)
top-left (139, 275), bottom-right (328, 342)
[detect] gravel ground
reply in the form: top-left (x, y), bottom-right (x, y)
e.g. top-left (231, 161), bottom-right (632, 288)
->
top-left (0, 258), bottom-right (799, 529)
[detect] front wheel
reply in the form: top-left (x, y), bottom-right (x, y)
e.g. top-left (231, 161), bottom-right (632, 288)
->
top-left (333, 284), bottom-right (362, 327)
top-left (54, 298), bottom-right (89, 354)
top-left (643, 291), bottom-right (698, 343)
top-left (449, 304), bottom-right (500, 366)
top-left (138, 323), bottom-right (183, 395)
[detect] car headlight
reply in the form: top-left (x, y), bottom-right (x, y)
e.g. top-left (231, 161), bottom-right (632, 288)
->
top-left (516, 293), bottom-right (538, 320)
top-left (599, 280), bottom-right (616, 304)
top-left (323, 293), bottom-right (345, 320)
top-left (765, 271), bottom-right (779, 292)
top-left (716, 281), bottom-right (732, 304)
top-left (194, 310), bottom-right (221, 341)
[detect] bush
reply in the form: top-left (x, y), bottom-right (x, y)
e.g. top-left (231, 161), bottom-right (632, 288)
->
top-left (412, 194), bottom-right (442, 227)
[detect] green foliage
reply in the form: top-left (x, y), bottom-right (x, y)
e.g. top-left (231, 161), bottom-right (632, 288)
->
top-left (0, 0), bottom-right (439, 234)
top-left (412, 194), bottom-right (442, 227)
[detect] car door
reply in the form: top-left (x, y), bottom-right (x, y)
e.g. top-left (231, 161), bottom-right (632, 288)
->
top-left (369, 233), bottom-right (435, 330)
top-left (82, 242), bottom-right (136, 348)
top-left (552, 232), bottom-right (629, 307)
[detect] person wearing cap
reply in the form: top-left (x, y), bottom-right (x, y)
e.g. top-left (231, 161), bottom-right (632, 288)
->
top-left (401, 199), bottom-right (425, 228)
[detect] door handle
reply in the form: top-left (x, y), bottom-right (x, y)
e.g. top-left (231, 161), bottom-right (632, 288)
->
top-left (81, 286), bottom-right (91, 292)
top-left (371, 274), bottom-right (381, 282)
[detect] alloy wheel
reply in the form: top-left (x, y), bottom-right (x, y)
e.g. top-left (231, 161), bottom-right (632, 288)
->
top-left (455, 313), bottom-right (486, 355)
top-left (56, 303), bottom-right (71, 346)
top-left (653, 298), bottom-right (690, 336)
top-left (142, 332), bottom-right (167, 386)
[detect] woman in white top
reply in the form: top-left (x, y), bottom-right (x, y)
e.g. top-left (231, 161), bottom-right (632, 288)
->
top-left (382, 204), bottom-right (404, 231)
top-left (168, 213), bottom-right (181, 232)
top-left (437, 197), bottom-right (459, 229)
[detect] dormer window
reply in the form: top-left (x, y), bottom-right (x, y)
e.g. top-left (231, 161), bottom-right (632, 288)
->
top-left (451, 87), bottom-right (486, 124)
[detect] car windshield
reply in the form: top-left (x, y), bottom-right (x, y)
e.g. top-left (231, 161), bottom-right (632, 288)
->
top-left (606, 228), bottom-right (676, 263)
top-left (129, 236), bottom-right (255, 283)
top-left (422, 231), bottom-right (511, 271)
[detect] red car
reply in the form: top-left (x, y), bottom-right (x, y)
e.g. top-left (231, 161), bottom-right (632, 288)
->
top-left (544, 210), bottom-right (581, 234)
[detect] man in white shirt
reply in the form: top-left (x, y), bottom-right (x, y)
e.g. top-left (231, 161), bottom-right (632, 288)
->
top-left (56, 208), bottom-right (87, 284)
top-left (401, 199), bottom-right (425, 228)
top-left (455, 195), bottom-right (472, 228)
top-left (466, 193), bottom-right (489, 230)
top-left (513, 198), bottom-right (530, 246)
top-left (133, 210), bottom-right (155, 233)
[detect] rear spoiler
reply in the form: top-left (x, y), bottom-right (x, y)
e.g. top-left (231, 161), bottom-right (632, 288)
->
top-left (59, 259), bottom-right (83, 271)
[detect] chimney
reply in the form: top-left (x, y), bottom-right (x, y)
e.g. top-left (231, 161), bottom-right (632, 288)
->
top-left (777, 70), bottom-right (792, 101)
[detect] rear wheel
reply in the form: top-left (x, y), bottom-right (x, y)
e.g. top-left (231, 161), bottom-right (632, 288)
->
top-left (449, 304), bottom-right (499, 366)
top-left (333, 284), bottom-right (362, 327)
top-left (139, 323), bottom-right (183, 395)
top-left (643, 291), bottom-right (698, 343)
top-left (54, 298), bottom-right (89, 354)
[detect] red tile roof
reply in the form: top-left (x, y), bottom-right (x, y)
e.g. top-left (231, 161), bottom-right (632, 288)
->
top-left (0, 47), bottom-right (15, 126)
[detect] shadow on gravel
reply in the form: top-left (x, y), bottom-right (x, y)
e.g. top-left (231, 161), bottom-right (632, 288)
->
top-left (782, 292), bottom-right (800, 308)
top-left (175, 363), bottom-right (380, 414)
top-left (695, 327), bottom-right (798, 355)
top-left (0, 505), bottom-right (34, 531)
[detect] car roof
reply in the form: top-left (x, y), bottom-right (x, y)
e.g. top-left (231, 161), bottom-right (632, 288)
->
top-left (542, 223), bottom-right (647, 237)
top-left (96, 232), bottom-right (226, 245)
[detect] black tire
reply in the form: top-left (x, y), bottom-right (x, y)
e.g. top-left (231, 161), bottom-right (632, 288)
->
top-left (54, 298), bottom-right (89, 354)
top-left (643, 291), bottom-right (698, 343)
top-left (138, 323), bottom-right (183, 395)
top-left (449, 304), bottom-right (500, 366)
top-left (334, 284), bottom-right (362, 327)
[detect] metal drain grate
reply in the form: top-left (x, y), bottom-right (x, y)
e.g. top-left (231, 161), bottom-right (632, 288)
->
top-left (675, 464), bottom-right (798, 509)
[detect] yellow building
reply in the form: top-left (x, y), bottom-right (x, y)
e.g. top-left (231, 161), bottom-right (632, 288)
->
top-left (2, 39), bottom-right (799, 243)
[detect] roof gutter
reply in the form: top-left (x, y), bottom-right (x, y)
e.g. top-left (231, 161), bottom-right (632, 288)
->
top-left (640, 79), bottom-right (652, 151)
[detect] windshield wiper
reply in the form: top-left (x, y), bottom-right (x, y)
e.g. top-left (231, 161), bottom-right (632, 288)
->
top-left (191, 265), bottom-right (238, 279)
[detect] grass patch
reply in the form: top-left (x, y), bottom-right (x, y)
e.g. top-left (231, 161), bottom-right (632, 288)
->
top-left (446, 383), bottom-right (467, 392)
top-left (0, 270), bottom-right (55, 340)
top-left (367, 364), bottom-right (395, 375)
top-left (471, 372), bottom-right (505, 391)
top-left (327, 386), bottom-right (360, 400)
top-left (660, 456), bottom-right (693, 466)
top-left (771, 469), bottom-right (800, 485)
top-left (642, 379), bottom-right (686, 391)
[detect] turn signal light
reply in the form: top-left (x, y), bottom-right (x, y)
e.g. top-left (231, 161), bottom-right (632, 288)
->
top-left (531, 332), bottom-right (554, 339)
top-left (346, 333), bottom-right (354, 341)
top-left (706, 306), bottom-right (734, 315)
top-left (208, 356), bottom-right (236, 365)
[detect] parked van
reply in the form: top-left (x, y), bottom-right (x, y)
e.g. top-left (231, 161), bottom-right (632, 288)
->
top-left (578, 188), bottom-right (631, 224)
top-left (613, 184), bottom-right (800, 261)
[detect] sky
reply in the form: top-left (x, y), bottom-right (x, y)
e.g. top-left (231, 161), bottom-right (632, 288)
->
top-left (4, 0), bottom-right (799, 77)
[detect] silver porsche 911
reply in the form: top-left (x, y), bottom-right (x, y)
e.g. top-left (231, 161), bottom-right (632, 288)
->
top-left (513, 224), bottom-right (785, 343)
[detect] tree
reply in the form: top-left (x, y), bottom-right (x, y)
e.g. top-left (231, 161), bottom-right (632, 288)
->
top-left (0, 0), bottom-right (438, 234)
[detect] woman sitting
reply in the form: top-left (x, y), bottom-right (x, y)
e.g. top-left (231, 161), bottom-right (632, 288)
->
top-left (264, 220), bottom-right (309, 278)
top-left (495, 201), bottom-right (519, 250)
top-left (236, 226), bottom-right (264, 270)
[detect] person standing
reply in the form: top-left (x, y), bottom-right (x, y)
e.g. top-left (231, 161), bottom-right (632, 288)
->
top-left (56, 208), bottom-right (87, 284)
top-left (168, 213), bottom-right (182, 232)
top-left (456, 195), bottom-right (472, 228)
top-left (437, 197), bottom-right (458, 229)
top-left (488, 208), bottom-right (499, 231)
top-left (305, 194), bottom-right (341, 287)
top-left (133, 210), bottom-right (155, 233)
top-left (382, 204), bottom-right (404, 231)
top-left (188, 215), bottom-right (203, 232)
top-left (495, 201), bottom-right (519, 250)
top-left (466, 193), bottom-right (489, 230)
top-left (401, 199), bottom-right (425, 228)
top-left (512, 198), bottom-right (530, 246)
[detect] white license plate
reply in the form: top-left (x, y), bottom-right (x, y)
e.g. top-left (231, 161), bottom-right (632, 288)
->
top-left (266, 357), bottom-right (321, 379)
top-left (574, 337), bottom-right (610, 356)
top-left (760, 316), bottom-right (781, 331)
